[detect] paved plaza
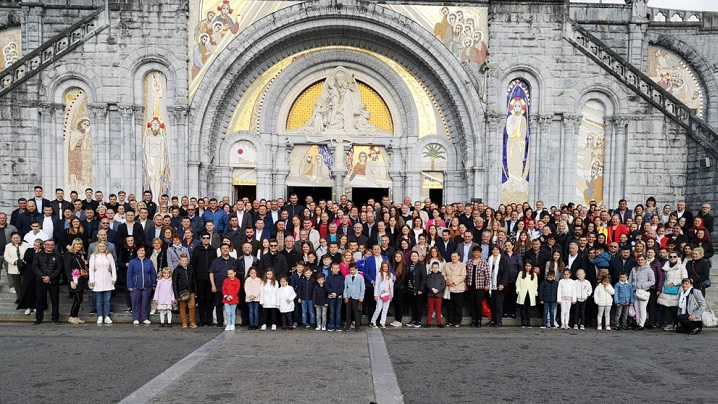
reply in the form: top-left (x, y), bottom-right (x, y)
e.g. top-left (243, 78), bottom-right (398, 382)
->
top-left (1, 323), bottom-right (715, 403)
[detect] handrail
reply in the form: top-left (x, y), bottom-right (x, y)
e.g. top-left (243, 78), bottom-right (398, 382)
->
top-left (0, 6), bottom-right (107, 98)
top-left (564, 17), bottom-right (718, 159)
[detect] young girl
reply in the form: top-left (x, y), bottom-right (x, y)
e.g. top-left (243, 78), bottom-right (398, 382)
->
top-left (278, 276), bottom-right (297, 330)
top-left (557, 269), bottom-right (576, 329)
top-left (370, 261), bottom-right (394, 328)
top-left (572, 269), bottom-right (593, 330)
top-left (222, 267), bottom-right (241, 331)
top-left (244, 267), bottom-right (262, 330)
top-left (259, 269), bottom-right (279, 330)
top-left (153, 268), bottom-right (176, 327)
top-left (594, 275), bottom-right (615, 330)
top-left (515, 262), bottom-right (538, 328)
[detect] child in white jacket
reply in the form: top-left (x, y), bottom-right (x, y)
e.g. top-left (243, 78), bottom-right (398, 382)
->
top-left (557, 269), bottom-right (576, 330)
top-left (259, 270), bottom-right (279, 331)
top-left (594, 276), bottom-right (615, 330)
top-left (571, 269), bottom-right (593, 330)
top-left (278, 276), bottom-right (297, 330)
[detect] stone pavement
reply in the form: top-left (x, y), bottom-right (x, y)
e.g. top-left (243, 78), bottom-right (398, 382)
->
top-left (384, 327), bottom-right (718, 404)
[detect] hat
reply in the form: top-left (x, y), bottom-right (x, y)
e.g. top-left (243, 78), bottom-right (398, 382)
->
top-left (621, 245), bottom-right (632, 251)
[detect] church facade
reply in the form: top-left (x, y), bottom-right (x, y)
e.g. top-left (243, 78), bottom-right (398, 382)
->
top-left (0, 0), bottom-right (716, 209)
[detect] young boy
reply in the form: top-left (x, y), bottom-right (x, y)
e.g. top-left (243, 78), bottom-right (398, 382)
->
top-left (319, 254), bottom-right (333, 279)
top-left (425, 262), bottom-right (446, 327)
top-left (539, 271), bottom-right (558, 329)
top-left (613, 272), bottom-right (635, 330)
top-left (297, 267), bottom-right (317, 329)
top-left (313, 273), bottom-right (329, 331)
top-left (290, 263), bottom-right (304, 328)
top-left (344, 264), bottom-right (365, 332)
top-left (325, 262), bottom-right (344, 332)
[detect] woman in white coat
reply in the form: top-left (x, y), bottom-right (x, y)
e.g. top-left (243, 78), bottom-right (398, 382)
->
top-left (3, 232), bottom-right (29, 305)
top-left (676, 278), bottom-right (708, 335)
top-left (658, 253), bottom-right (688, 331)
top-left (89, 241), bottom-right (117, 324)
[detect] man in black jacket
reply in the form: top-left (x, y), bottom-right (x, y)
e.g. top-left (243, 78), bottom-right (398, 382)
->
top-left (191, 232), bottom-right (217, 327)
top-left (33, 239), bottom-right (63, 324)
top-left (235, 242), bottom-right (258, 326)
top-left (258, 239), bottom-right (288, 279)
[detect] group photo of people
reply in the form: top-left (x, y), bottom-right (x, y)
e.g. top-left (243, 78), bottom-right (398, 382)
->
top-left (0, 186), bottom-right (714, 335)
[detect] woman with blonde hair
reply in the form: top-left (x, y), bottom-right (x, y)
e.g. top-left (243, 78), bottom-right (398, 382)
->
top-left (64, 238), bottom-right (88, 325)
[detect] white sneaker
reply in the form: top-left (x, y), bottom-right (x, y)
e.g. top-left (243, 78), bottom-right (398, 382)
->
top-left (573, 325), bottom-right (578, 330)
top-left (104, 317), bottom-right (113, 324)
top-left (150, 310), bottom-right (156, 315)
top-left (315, 325), bottom-right (322, 331)
top-left (579, 325), bottom-right (585, 330)
top-left (597, 326), bottom-right (602, 331)
top-left (9, 287), bottom-right (15, 294)
top-left (231, 325), bottom-right (235, 331)
top-left (261, 324), bottom-right (267, 330)
top-left (133, 320), bottom-right (139, 325)
top-left (97, 316), bottom-right (103, 324)
top-left (225, 325), bottom-right (231, 331)
top-left (391, 321), bottom-right (402, 327)
top-left (25, 308), bottom-right (31, 315)
top-left (321, 326), bottom-right (326, 331)
top-left (271, 324), bottom-right (277, 331)
top-left (143, 319), bottom-right (151, 325)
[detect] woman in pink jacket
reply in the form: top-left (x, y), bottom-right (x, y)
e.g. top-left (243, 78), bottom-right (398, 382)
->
top-left (89, 241), bottom-right (117, 324)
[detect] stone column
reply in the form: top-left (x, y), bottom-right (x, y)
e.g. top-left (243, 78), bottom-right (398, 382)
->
top-left (537, 114), bottom-right (554, 204)
top-left (273, 142), bottom-right (289, 199)
top-left (39, 103), bottom-right (61, 189)
top-left (485, 114), bottom-right (502, 205)
top-left (606, 115), bottom-right (629, 207)
top-left (132, 105), bottom-right (145, 194)
top-left (89, 103), bottom-right (108, 192)
top-left (117, 104), bottom-right (134, 194)
top-left (562, 114), bottom-right (581, 205)
top-left (168, 106), bottom-right (189, 196)
top-left (332, 142), bottom-right (348, 200)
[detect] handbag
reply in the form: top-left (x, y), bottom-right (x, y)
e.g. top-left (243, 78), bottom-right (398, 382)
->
top-left (702, 306), bottom-right (718, 328)
top-left (663, 284), bottom-right (679, 295)
top-left (443, 286), bottom-right (451, 300)
top-left (379, 279), bottom-right (391, 302)
top-left (179, 289), bottom-right (191, 302)
top-left (635, 289), bottom-right (649, 301)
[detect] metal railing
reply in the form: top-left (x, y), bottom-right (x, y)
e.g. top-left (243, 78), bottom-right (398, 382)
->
top-left (0, 6), bottom-right (107, 98)
top-left (564, 18), bottom-right (718, 159)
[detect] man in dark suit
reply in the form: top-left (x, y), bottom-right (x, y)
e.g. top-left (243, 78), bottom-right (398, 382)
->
top-left (10, 198), bottom-right (27, 228)
top-left (233, 200), bottom-right (253, 234)
top-left (50, 188), bottom-right (72, 219)
top-left (523, 239), bottom-right (550, 275)
top-left (673, 200), bottom-right (693, 227)
top-left (144, 213), bottom-right (163, 248)
top-left (348, 223), bottom-right (368, 249)
top-left (38, 206), bottom-right (64, 245)
top-left (565, 242), bottom-right (587, 278)
top-left (436, 229), bottom-right (457, 262)
top-left (235, 242), bottom-right (259, 327)
top-left (223, 216), bottom-right (244, 249)
top-left (612, 199), bottom-right (633, 224)
top-left (609, 246), bottom-right (637, 286)
top-left (91, 218), bottom-right (118, 245)
top-left (240, 228), bottom-right (261, 256)
top-left (31, 186), bottom-right (52, 216)
top-left (455, 231), bottom-right (479, 263)
top-left (117, 210), bottom-right (145, 247)
top-left (283, 194), bottom-right (305, 220)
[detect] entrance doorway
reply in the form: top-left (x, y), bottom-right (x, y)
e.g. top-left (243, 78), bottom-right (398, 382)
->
top-left (234, 185), bottom-right (256, 202)
top-left (351, 188), bottom-right (389, 206)
top-left (287, 186), bottom-right (333, 205)
top-left (429, 189), bottom-right (443, 206)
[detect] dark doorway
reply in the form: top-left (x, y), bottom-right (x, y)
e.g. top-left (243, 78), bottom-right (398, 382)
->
top-left (351, 188), bottom-right (389, 206)
top-left (234, 185), bottom-right (256, 202)
top-left (287, 186), bottom-right (333, 205)
top-left (429, 189), bottom-right (444, 206)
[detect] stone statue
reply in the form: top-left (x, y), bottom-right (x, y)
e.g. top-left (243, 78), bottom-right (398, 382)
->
top-left (297, 66), bottom-right (390, 136)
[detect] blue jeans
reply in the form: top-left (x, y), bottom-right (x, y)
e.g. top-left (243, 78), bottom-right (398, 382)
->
top-left (543, 302), bottom-right (556, 327)
top-left (224, 303), bottom-right (237, 326)
top-left (248, 301), bottom-right (260, 326)
top-left (94, 291), bottom-right (112, 317)
top-left (328, 298), bottom-right (342, 330)
top-left (301, 299), bottom-right (315, 326)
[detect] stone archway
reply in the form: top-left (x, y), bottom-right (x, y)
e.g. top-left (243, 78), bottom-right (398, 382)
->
top-left (189, 0), bottom-right (484, 200)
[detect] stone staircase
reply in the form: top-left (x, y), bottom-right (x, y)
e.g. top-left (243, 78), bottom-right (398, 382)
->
top-left (563, 18), bottom-right (718, 160)
top-left (0, 4), bottom-right (108, 98)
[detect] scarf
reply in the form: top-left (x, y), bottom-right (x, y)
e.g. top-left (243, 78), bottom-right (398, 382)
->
top-left (678, 287), bottom-right (692, 315)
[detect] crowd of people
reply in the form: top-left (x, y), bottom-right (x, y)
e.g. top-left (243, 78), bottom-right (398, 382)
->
top-left (0, 186), bottom-right (713, 334)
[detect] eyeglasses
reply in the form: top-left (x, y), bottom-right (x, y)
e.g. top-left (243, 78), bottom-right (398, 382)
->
top-left (269, 244), bottom-right (278, 247)
top-left (669, 256), bottom-right (678, 258)
top-left (101, 222), bottom-right (109, 224)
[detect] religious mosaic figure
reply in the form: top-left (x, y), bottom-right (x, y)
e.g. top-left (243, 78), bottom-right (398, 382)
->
top-left (576, 100), bottom-right (606, 205)
top-left (142, 72), bottom-right (171, 198)
top-left (501, 79), bottom-right (530, 204)
top-left (286, 145), bottom-right (335, 187)
top-left (63, 88), bottom-right (92, 190)
top-left (345, 145), bottom-right (390, 187)
top-left (213, 0), bottom-right (239, 38)
top-left (646, 46), bottom-right (704, 117)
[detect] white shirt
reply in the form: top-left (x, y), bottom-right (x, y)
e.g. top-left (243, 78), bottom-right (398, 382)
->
top-left (24, 230), bottom-right (49, 244)
top-left (243, 255), bottom-right (254, 272)
top-left (568, 254), bottom-right (577, 269)
top-left (42, 216), bottom-right (54, 239)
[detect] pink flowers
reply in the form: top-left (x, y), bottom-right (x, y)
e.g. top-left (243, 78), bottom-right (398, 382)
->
top-left (71, 269), bottom-right (81, 283)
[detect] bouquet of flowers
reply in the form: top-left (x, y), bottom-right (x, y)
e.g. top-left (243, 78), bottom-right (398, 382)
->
top-left (71, 269), bottom-right (81, 285)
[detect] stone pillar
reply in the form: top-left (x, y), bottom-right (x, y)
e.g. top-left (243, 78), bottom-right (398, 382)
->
top-left (537, 114), bottom-right (554, 204)
top-left (485, 114), bottom-right (502, 205)
top-left (40, 103), bottom-right (61, 190)
top-left (605, 115), bottom-right (629, 207)
top-left (628, 0), bottom-right (649, 67)
top-left (21, 5), bottom-right (44, 53)
top-left (273, 142), bottom-right (289, 199)
top-left (117, 104), bottom-right (135, 194)
top-left (332, 142), bottom-right (348, 200)
top-left (528, 114), bottom-right (540, 205)
top-left (89, 103), bottom-right (108, 192)
top-left (132, 105), bottom-right (145, 195)
top-left (562, 114), bottom-right (581, 205)
top-left (168, 106), bottom-right (189, 196)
